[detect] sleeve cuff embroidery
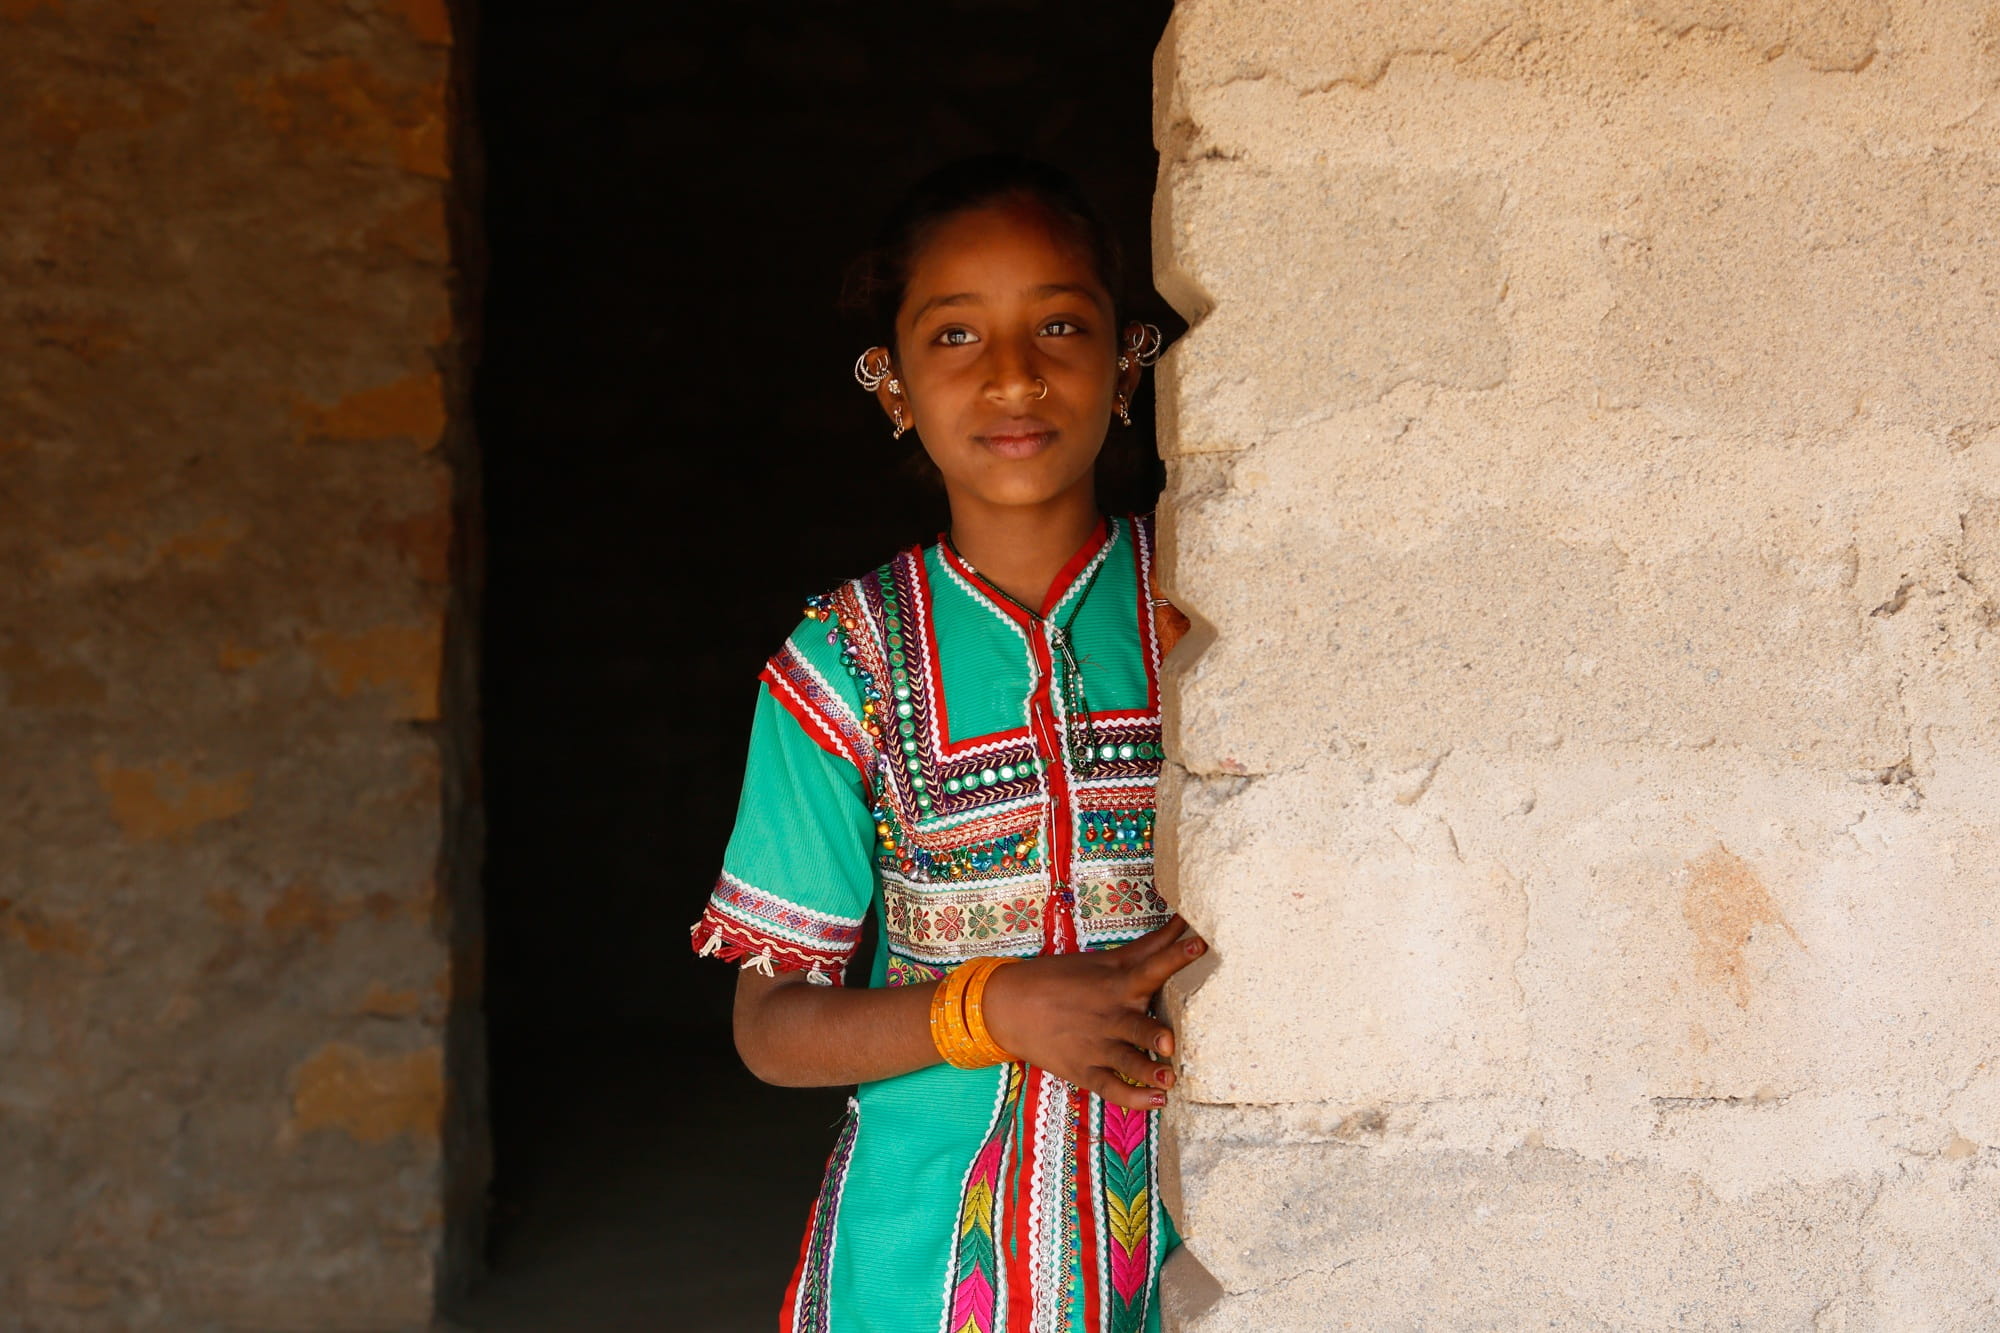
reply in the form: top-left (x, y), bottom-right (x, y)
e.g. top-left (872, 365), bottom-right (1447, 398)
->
top-left (689, 872), bottom-right (865, 987)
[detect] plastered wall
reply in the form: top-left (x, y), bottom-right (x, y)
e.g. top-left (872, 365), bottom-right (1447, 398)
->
top-left (1153, 1), bottom-right (2000, 1325)
top-left (0, 1), bottom-right (484, 1327)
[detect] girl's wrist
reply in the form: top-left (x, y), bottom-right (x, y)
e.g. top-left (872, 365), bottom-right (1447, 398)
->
top-left (977, 956), bottom-right (1031, 1060)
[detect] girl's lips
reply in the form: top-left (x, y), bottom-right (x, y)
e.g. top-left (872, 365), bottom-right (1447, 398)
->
top-left (977, 417), bottom-right (1059, 459)
top-left (980, 429), bottom-right (1055, 459)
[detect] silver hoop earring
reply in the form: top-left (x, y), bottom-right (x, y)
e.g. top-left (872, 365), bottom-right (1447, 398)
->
top-left (1123, 323), bottom-right (1165, 366)
top-left (1033, 378), bottom-right (1048, 401)
top-left (891, 404), bottom-right (907, 440)
top-left (854, 349), bottom-right (892, 391)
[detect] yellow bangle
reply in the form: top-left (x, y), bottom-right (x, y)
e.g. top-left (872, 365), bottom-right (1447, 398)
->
top-left (962, 955), bottom-right (1020, 1065)
top-left (929, 965), bottom-right (973, 1066)
top-left (930, 956), bottom-right (1019, 1069)
top-left (931, 961), bottom-right (985, 1068)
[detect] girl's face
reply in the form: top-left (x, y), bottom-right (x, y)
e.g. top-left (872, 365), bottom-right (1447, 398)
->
top-left (880, 198), bottom-right (1142, 515)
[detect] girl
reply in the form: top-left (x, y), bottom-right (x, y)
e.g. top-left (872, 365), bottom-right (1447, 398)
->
top-left (691, 154), bottom-right (1204, 1333)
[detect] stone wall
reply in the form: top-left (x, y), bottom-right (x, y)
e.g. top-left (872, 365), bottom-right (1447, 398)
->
top-left (1154, 1), bottom-right (2000, 1325)
top-left (0, 1), bottom-right (484, 1327)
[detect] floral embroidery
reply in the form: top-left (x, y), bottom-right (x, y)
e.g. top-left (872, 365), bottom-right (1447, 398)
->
top-left (937, 904), bottom-right (964, 941)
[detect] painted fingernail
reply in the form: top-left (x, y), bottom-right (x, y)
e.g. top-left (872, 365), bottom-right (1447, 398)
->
top-left (1185, 939), bottom-right (1205, 956)
top-left (1154, 1068), bottom-right (1172, 1086)
top-left (1150, 1092), bottom-right (1167, 1107)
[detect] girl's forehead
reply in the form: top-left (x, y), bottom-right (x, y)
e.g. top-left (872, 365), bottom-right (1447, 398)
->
top-left (902, 201), bottom-right (1109, 308)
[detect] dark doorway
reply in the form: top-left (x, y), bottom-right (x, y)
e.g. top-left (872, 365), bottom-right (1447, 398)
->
top-left (457, 3), bottom-right (1173, 1326)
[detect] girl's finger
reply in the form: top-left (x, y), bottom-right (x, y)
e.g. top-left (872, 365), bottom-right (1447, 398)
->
top-left (1103, 1041), bottom-right (1174, 1093)
top-left (1084, 1066), bottom-right (1168, 1113)
top-left (1116, 1011), bottom-right (1175, 1060)
top-left (1134, 930), bottom-right (1207, 991)
top-left (1112, 913), bottom-right (1187, 965)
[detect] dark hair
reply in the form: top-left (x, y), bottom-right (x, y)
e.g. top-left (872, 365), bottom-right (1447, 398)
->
top-left (842, 153), bottom-right (1127, 348)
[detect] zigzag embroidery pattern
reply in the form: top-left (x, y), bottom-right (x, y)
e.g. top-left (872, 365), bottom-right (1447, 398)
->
top-left (945, 1061), bottom-right (1025, 1333)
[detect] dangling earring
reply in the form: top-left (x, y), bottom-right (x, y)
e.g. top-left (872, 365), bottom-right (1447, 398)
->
top-left (1114, 394), bottom-right (1131, 427)
top-left (887, 378), bottom-right (909, 439)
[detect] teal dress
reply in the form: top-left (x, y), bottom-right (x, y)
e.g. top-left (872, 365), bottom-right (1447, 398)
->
top-left (693, 515), bottom-right (1178, 1333)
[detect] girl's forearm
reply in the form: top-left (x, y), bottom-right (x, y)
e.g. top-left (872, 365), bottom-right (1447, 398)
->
top-left (733, 970), bottom-right (941, 1087)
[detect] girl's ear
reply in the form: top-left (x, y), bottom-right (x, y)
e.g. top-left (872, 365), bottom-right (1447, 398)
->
top-left (1116, 321), bottom-right (1146, 404)
top-left (861, 345), bottom-right (908, 433)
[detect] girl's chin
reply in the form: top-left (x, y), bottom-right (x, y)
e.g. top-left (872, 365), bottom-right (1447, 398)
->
top-left (926, 443), bottom-right (1102, 507)
top-left (951, 474), bottom-right (1100, 511)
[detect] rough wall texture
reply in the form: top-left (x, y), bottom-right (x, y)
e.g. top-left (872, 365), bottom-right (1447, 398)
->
top-left (1154, 1), bottom-right (2000, 1325)
top-left (0, 1), bottom-right (485, 1328)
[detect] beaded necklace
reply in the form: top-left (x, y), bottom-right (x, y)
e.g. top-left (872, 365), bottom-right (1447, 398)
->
top-left (942, 529), bottom-right (1107, 776)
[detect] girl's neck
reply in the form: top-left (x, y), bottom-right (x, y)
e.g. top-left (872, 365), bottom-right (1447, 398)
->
top-left (946, 489), bottom-right (1103, 611)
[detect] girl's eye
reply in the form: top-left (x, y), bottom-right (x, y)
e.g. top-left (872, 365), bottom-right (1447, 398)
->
top-left (1039, 320), bottom-right (1082, 337)
top-left (936, 328), bottom-right (979, 347)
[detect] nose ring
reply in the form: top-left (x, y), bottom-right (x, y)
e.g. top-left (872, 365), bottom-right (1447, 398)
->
top-left (1033, 378), bottom-right (1048, 400)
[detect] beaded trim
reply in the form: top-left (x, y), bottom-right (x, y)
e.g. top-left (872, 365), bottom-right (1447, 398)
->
top-left (783, 518), bottom-right (1171, 974)
top-left (837, 541), bottom-right (1165, 833)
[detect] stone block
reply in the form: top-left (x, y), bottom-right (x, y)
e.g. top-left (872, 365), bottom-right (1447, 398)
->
top-left (1157, 0), bottom-right (2000, 1321)
top-left (1163, 1136), bottom-right (2000, 1328)
top-left (1156, 162), bottom-right (1509, 456)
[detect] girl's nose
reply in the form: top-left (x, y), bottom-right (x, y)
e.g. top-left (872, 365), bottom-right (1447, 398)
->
top-left (984, 340), bottom-right (1043, 406)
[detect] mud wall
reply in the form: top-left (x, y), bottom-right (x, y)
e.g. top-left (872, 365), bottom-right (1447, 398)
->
top-left (0, 1), bottom-right (484, 1326)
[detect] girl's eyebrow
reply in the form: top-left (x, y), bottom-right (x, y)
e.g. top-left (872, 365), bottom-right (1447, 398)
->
top-left (910, 291), bottom-right (980, 323)
top-left (910, 283), bottom-right (1103, 324)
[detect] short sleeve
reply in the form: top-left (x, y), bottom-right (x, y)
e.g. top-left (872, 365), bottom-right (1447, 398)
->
top-left (690, 680), bottom-right (878, 985)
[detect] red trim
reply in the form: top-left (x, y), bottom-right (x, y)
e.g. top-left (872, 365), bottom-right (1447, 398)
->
top-left (913, 547), bottom-right (1031, 760)
top-left (1076, 1089), bottom-right (1104, 1333)
top-left (760, 662), bottom-right (870, 787)
top-left (689, 906), bottom-right (852, 984)
top-left (1028, 621), bottom-right (1077, 952)
top-left (937, 539), bottom-right (1029, 633)
top-left (1039, 514), bottom-right (1111, 616)
top-left (913, 547), bottom-right (1042, 760)
top-left (934, 515), bottom-right (1112, 626)
top-left (1004, 1071), bottom-right (1048, 1333)
top-left (1133, 513), bottom-right (1163, 713)
top-left (925, 520), bottom-right (1153, 758)
top-left (777, 1193), bottom-right (818, 1333)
